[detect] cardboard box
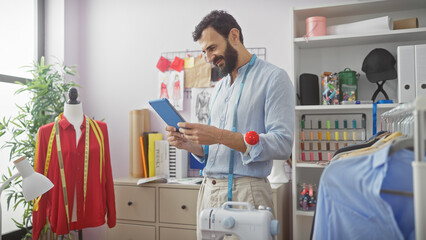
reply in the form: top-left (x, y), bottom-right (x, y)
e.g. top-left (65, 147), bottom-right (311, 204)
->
top-left (393, 17), bottom-right (418, 30)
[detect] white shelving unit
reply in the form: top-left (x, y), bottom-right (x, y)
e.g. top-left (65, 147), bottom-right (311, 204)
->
top-left (290, 1), bottom-right (426, 239)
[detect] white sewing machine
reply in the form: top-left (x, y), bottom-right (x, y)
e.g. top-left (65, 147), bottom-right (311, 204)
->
top-left (199, 202), bottom-right (279, 240)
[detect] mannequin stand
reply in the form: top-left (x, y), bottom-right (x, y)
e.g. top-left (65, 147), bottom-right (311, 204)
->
top-left (267, 160), bottom-right (290, 184)
top-left (371, 80), bottom-right (389, 102)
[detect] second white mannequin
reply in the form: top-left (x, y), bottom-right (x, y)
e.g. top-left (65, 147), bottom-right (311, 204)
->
top-left (63, 102), bottom-right (84, 146)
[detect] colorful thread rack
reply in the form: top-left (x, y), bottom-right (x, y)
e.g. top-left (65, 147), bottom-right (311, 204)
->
top-left (299, 114), bottom-right (367, 162)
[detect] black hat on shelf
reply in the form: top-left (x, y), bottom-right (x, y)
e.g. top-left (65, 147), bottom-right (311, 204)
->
top-left (361, 48), bottom-right (397, 83)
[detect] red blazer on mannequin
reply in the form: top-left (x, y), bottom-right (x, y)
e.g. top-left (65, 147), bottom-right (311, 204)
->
top-left (33, 116), bottom-right (116, 239)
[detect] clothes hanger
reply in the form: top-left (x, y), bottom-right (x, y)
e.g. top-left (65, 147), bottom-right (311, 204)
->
top-left (331, 132), bottom-right (393, 161)
top-left (382, 131), bottom-right (403, 143)
top-left (342, 132), bottom-right (401, 157)
top-left (387, 112), bottom-right (417, 156)
top-left (332, 131), bottom-right (389, 158)
top-left (388, 136), bottom-right (414, 156)
top-left (380, 110), bottom-right (417, 197)
top-left (381, 189), bottom-right (413, 197)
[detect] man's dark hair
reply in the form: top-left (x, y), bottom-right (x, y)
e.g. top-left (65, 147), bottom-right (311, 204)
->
top-left (192, 10), bottom-right (244, 44)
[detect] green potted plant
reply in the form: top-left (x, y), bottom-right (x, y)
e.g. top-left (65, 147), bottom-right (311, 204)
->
top-left (0, 56), bottom-right (79, 239)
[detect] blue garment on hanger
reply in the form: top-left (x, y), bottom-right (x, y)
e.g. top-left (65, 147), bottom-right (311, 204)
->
top-left (381, 148), bottom-right (415, 240)
top-left (313, 144), bottom-right (415, 240)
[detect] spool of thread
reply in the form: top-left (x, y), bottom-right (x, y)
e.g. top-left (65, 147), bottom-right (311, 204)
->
top-left (343, 120), bottom-right (348, 140)
top-left (361, 119), bottom-right (366, 140)
top-left (352, 120), bottom-right (357, 141)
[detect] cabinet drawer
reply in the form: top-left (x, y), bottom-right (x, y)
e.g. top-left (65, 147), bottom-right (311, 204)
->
top-left (115, 185), bottom-right (156, 222)
top-left (159, 227), bottom-right (196, 240)
top-left (107, 223), bottom-right (155, 240)
top-left (159, 188), bottom-right (198, 225)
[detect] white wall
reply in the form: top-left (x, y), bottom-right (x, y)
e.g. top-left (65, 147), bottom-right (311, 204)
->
top-left (45, 0), bottom-right (64, 63)
top-left (64, 0), bottom-right (340, 178)
top-left (50, 0), bottom-right (343, 238)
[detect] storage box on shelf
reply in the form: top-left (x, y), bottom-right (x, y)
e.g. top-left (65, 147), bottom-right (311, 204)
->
top-left (290, 1), bottom-right (426, 239)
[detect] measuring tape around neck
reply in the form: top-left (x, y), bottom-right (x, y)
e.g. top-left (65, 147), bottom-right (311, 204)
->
top-left (204, 54), bottom-right (257, 201)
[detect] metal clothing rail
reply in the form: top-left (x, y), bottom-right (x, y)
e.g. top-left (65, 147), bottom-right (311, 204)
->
top-left (381, 96), bottom-right (426, 239)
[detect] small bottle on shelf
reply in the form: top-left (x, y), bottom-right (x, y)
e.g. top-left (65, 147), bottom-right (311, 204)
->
top-left (352, 119), bottom-right (357, 142)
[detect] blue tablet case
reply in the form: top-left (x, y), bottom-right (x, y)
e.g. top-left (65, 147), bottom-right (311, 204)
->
top-left (149, 98), bottom-right (185, 130)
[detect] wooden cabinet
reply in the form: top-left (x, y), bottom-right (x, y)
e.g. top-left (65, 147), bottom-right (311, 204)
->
top-left (108, 223), bottom-right (156, 240)
top-left (115, 185), bottom-right (156, 222)
top-left (159, 227), bottom-right (196, 240)
top-left (107, 177), bottom-right (290, 240)
top-left (159, 188), bottom-right (198, 225)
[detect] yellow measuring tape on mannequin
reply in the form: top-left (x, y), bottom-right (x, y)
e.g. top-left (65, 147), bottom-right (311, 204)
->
top-left (55, 117), bottom-right (75, 229)
top-left (89, 119), bottom-right (105, 183)
top-left (33, 114), bottom-right (105, 229)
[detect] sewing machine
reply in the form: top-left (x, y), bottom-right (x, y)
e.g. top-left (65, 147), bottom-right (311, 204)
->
top-left (199, 202), bottom-right (279, 240)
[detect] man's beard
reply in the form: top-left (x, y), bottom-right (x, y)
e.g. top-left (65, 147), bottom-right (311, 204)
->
top-left (213, 41), bottom-right (238, 79)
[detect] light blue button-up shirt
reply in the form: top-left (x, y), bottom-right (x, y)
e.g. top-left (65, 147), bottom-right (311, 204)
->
top-left (194, 57), bottom-right (295, 178)
top-left (313, 143), bottom-right (415, 240)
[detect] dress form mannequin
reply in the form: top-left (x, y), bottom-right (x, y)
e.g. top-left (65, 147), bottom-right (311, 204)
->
top-left (63, 87), bottom-right (83, 223)
top-left (63, 87), bottom-right (84, 144)
top-left (267, 160), bottom-right (290, 183)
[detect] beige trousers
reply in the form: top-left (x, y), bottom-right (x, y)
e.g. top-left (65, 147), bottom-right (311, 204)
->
top-left (196, 177), bottom-right (275, 240)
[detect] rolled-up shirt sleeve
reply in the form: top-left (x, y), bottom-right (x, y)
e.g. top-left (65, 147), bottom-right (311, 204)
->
top-left (240, 68), bottom-right (295, 165)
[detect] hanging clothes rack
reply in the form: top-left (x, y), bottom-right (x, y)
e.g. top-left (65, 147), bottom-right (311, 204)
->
top-left (380, 96), bottom-right (426, 240)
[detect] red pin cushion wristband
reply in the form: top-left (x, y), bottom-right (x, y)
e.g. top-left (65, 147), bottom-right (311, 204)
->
top-left (244, 131), bottom-right (259, 156)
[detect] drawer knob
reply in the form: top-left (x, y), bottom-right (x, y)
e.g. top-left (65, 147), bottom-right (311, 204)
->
top-left (181, 205), bottom-right (186, 210)
top-left (128, 201), bottom-right (133, 206)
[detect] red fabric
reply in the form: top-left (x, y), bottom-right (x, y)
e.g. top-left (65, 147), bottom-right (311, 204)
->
top-left (33, 116), bottom-right (116, 239)
top-left (169, 56), bottom-right (185, 72)
top-left (156, 56), bottom-right (171, 72)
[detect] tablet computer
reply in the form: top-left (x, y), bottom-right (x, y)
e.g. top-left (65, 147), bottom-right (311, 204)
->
top-left (149, 98), bottom-right (185, 131)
